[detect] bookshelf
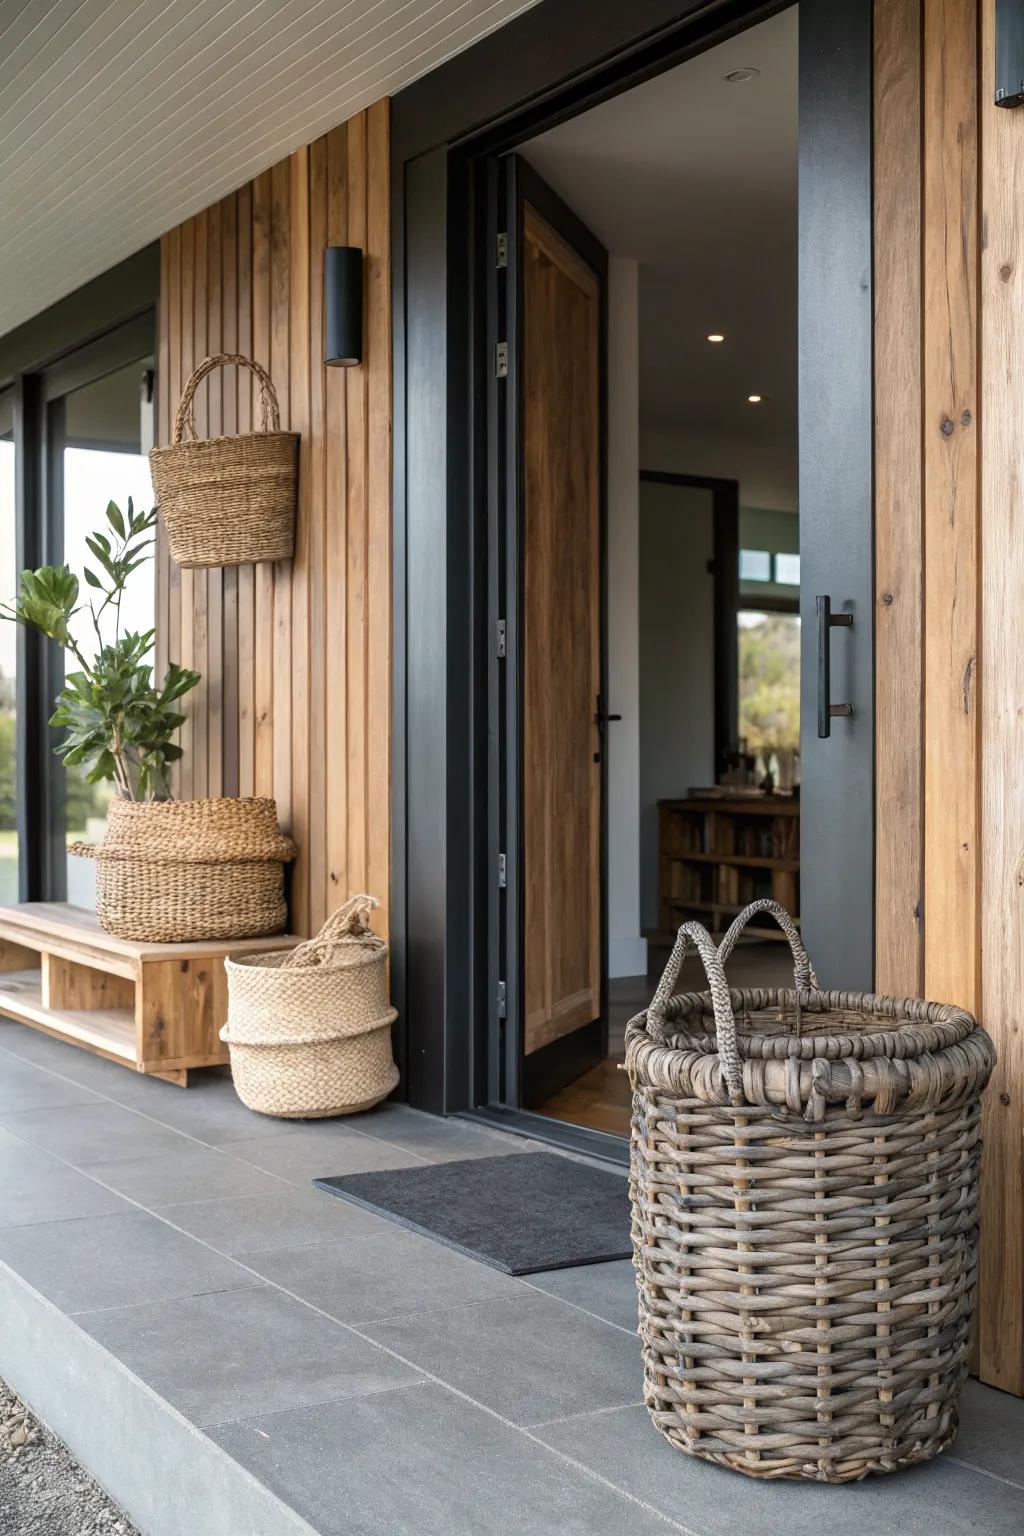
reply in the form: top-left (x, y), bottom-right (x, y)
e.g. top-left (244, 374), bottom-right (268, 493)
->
top-left (657, 796), bottom-right (800, 941)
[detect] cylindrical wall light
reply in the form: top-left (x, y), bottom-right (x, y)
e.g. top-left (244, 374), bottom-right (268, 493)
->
top-left (324, 246), bottom-right (363, 366)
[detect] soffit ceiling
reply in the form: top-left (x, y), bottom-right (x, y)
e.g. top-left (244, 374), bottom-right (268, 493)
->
top-left (523, 7), bottom-right (797, 453)
top-left (0, 0), bottom-right (539, 336)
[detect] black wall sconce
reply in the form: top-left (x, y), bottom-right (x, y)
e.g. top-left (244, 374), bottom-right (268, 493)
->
top-left (324, 246), bottom-right (363, 366)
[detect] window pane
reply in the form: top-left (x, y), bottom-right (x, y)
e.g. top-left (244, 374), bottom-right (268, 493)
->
top-left (61, 361), bottom-right (155, 908)
top-left (738, 610), bottom-right (801, 753)
top-left (0, 391), bottom-right (16, 903)
top-left (739, 548), bottom-right (771, 582)
top-left (774, 551), bottom-right (800, 585)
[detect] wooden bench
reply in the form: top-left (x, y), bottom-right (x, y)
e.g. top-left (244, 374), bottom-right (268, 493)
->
top-left (0, 902), bottom-right (300, 1086)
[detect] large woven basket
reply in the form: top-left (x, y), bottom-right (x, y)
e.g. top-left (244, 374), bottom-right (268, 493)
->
top-left (625, 899), bottom-right (995, 1484)
top-left (70, 797), bottom-right (296, 943)
top-left (221, 894), bottom-right (398, 1119)
top-left (150, 353), bottom-right (298, 568)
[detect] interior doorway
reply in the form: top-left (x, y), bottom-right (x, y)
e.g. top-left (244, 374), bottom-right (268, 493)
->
top-left (393, 0), bottom-right (873, 1136)
top-left (486, 4), bottom-right (848, 1140)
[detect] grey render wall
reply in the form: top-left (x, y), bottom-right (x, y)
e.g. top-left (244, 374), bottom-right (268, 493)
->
top-left (638, 478), bottom-right (715, 931)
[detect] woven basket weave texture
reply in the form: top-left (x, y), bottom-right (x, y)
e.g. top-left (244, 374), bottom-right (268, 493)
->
top-left (626, 898), bottom-right (995, 1483)
top-left (222, 894), bottom-right (398, 1118)
top-left (149, 353), bottom-right (297, 568)
top-left (69, 796), bottom-right (295, 944)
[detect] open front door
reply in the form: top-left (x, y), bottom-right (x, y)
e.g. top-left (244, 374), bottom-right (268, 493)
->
top-left (491, 157), bottom-right (608, 1108)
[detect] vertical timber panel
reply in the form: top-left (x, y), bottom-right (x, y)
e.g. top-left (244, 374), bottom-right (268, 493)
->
top-left (979, 0), bottom-right (1024, 1398)
top-left (252, 171), bottom-right (275, 800)
top-left (325, 125), bottom-right (349, 913)
top-left (206, 199), bottom-right (224, 801)
top-left (178, 217), bottom-right (195, 803)
top-left (222, 192), bottom-right (240, 799)
top-left (290, 146), bottom-right (311, 936)
top-left (156, 235), bottom-right (170, 686)
top-left (346, 113), bottom-right (368, 898)
top-left (874, 0), bottom-right (923, 996)
top-left (922, 0), bottom-right (979, 1011)
top-left (166, 224), bottom-right (182, 799)
top-left (237, 182), bottom-right (256, 801)
top-left (366, 98), bottom-right (392, 936)
top-left (308, 135), bottom-right (329, 932)
top-left (156, 105), bottom-right (390, 941)
top-left (270, 159), bottom-right (293, 835)
top-left (191, 209), bottom-right (210, 803)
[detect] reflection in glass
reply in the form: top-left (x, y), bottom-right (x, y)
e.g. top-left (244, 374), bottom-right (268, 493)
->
top-left (738, 609), bottom-right (801, 753)
top-left (62, 361), bottom-right (155, 908)
top-left (0, 391), bottom-right (15, 903)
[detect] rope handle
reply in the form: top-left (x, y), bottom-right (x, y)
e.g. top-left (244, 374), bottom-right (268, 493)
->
top-left (717, 899), bottom-right (818, 990)
top-left (279, 894), bottom-right (384, 970)
top-left (173, 354), bottom-right (281, 444)
top-left (647, 920), bottom-right (744, 1104)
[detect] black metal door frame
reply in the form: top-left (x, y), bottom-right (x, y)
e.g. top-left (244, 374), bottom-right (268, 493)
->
top-left (391, 0), bottom-right (874, 1140)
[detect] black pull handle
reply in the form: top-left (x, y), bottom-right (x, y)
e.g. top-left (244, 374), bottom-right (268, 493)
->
top-left (593, 695), bottom-right (622, 727)
top-left (816, 595), bottom-right (854, 739)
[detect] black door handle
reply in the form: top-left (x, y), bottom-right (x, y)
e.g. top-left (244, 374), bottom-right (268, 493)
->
top-left (593, 695), bottom-right (622, 726)
top-left (816, 595), bottom-right (854, 739)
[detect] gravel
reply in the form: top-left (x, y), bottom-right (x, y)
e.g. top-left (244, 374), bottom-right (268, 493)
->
top-left (0, 1377), bottom-right (139, 1535)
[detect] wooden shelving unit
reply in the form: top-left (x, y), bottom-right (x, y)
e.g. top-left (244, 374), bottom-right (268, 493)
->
top-left (657, 797), bottom-right (800, 941)
top-left (0, 903), bottom-right (300, 1086)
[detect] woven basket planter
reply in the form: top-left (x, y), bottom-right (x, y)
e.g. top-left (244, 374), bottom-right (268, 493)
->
top-left (625, 899), bottom-right (995, 1484)
top-left (70, 797), bottom-right (296, 944)
top-left (221, 894), bottom-right (398, 1119)
top-left (150, 353), bottom-right (298, 568)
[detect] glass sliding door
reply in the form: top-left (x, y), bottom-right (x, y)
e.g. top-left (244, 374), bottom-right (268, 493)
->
top-left (54, 359), bottom-right (156, 906)
top-left (0, 391), bottom-right (16, 903)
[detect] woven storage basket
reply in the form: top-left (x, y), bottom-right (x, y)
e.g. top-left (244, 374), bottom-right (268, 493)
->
top-left (626, 899), bottom-right (995, 1484)
top-left (150, 353), bottom-right (298, 568)
top-left (221, 894), bottom-right (398, 1119)
top-left (69, 797), bottom-right (296, 943)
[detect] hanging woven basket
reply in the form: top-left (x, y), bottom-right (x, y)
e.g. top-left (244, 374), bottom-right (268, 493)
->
top-left (221, 894), bottom-right (399, 1119)
top-left (69, 797), bottom-right (296, 944)
top-left (150, 353), bottom-right (298, 568)
top-left (625, 899), bottom-right (995, 1483)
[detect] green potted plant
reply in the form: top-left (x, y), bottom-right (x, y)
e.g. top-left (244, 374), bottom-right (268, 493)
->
top-left (3, 498), bottom-right (295, 942)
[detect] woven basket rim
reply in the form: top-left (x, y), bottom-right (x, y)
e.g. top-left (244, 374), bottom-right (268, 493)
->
top-left (225, 941), bottom-right (386, 974)
top-left (637, 984), bottom-right (979, 1061)
top-left (151, 429), bottom-right (299, 458)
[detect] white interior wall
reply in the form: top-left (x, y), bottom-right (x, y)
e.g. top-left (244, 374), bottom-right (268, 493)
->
top-left (641, 426), bottom-right (797, 513)
top-left (606, 258), bottom-right (647, 979)
top-left (638, 479), bottom-right (716, 932)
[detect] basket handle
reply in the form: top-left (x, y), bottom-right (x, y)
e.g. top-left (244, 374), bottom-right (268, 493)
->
top-left (173, 354), bottom-right (281, 443)
top-left (647, 920), bottom-right (744, 1105)
top-left (279, 893), bottom-right (383, 969)
top-left (717, 899), bottom-right (818, 990)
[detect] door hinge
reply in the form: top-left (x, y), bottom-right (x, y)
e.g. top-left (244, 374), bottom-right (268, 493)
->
top-left (495, 341), bottom-right (509, 378)
top-left (496, 618), bottom-right (506, 658)
top-left (496, 232), bottom-right (508, 268)
top-left (498, 852), bottom-right (507, 888)
top-left (497, 980), bottom-right (507, 1018)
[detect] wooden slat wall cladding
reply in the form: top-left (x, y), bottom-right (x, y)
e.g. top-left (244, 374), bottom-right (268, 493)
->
top-left (155, 102), bottom-right (391, 940)
top-left (874, 0), bottom-right (1022, 1394)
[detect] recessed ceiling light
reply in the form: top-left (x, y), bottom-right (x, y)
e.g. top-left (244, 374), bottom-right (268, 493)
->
top-left (747, 394), bottom-right (763, 404)
top-left (724, 67), bottom-right (760, 83)
top-left (707, 333), bottom-right (725, 343)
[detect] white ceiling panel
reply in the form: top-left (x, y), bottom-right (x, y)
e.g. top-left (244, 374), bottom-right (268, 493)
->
top-left (0, 0), bottom-right (539, 335)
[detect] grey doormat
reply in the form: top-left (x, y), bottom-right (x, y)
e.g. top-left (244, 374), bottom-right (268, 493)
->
top-left (314, 1151), bottom-right (631, 1275)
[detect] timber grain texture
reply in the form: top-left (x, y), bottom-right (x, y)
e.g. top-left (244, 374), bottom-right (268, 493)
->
top-left (156, 103), bottom-right (391, 940)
